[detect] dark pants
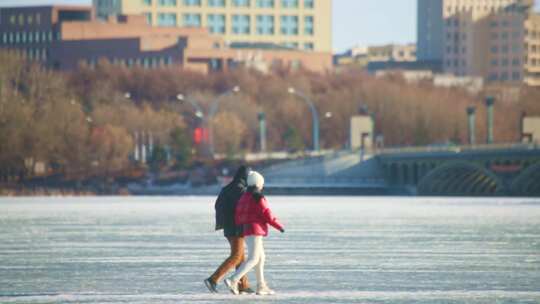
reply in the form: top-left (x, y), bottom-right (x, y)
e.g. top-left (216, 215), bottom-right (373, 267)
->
top-left (209, 236), bottom-right (249, 289)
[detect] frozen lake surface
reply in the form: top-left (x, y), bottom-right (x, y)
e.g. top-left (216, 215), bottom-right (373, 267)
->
top-left (0, 196), bottom-right (539, 304)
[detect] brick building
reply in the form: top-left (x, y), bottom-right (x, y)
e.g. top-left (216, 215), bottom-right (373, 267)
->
top-left (0, 5), bottom-right (332, 73)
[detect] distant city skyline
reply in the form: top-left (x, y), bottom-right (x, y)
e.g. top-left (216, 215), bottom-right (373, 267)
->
top-left (2, 0), bottom-right (540, 53)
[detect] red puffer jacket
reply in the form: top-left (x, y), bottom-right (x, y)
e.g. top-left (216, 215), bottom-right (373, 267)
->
top-left (235, 192), bottom-right (284, 237)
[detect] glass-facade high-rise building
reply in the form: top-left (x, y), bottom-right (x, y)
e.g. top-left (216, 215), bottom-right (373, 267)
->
top-left (417, 0), bottom-right (443, 61)
top-left (92, 0), bottom-right (332, 52)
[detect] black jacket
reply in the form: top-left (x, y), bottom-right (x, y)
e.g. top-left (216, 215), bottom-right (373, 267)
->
top-left (215, 167), bottom-right (249, 237)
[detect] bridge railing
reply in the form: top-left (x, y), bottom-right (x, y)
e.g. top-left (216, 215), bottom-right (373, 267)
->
top-left (375, 142), bottom-right (538, 155)
top-left (265, 176), bottom-right (387, 187)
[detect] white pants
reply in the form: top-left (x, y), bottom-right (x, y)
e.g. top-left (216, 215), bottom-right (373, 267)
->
top-left (230, 235), bottom-right (266, 286)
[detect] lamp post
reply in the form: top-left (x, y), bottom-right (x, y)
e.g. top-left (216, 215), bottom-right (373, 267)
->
top-left (485, 96), bottom-right (495, 144)
top-left (176, 94), bottom-right (204, 119)
top-left (466, 106), bottom-right (476, 145)
top-left (258, 112), bottom-right (267, 153)
top-left (288, 87), bottom-right (320, 152)
top-left (207, 86), bottom-right (241, 157)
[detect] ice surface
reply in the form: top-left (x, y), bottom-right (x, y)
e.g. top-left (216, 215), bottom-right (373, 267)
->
top-left (0, 196), bottom-right (539, 304)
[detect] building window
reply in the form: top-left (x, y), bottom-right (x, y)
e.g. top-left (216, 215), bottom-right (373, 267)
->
top-left (208, 0), bottom-right (225, 7)
top-left (502, 58), bottom-right (509, 66)
top-left (512, 71), bottom-right (521, 80)
top-left (491, 59), bottom-right (498, 66)
top-left (501, 72), bottom-right (509, 81)
top-left (158, 13), bottom-right (177, 26)
top-left (233, 0), bottom-right (250, 7)
top-left (183, 0), bottom-right (201, 6)
top-left (488, 73), bottom-right (498, 81)
top-left (257, 0), bottom-right (274, 8)
top-left (304, 42), bottom-right (313, 50)
top-left (304, 16), bottom-right (313, 35)
top-left (15, 32), bottom-right (20, 44)
top-left (304, 0), bottom-right (313, 8)
top-left (281, 0), bottom-right (298, 8)
top-left (512, 58), bottom-right (520, 66)
top-left (282, 41), bottom-right (298, 49)
top-left (22, 32), bottom-right (27, 43)
top-left (142, 0), bottom-right (152, 5)
top-left (2, 33), bottom-right (7, 44)
top-left (490, 46), bottom-right (498, 53)
top-left (232, 15), bottom-right (250, 34)
top-left (159, 0), bottom-right (177, 6)
top-left (183, 13), bottom-right (201, 27)
top-left (280, 15), bottom-right (298, 35)
top-left (144, 13), bottom-right (153, 25)
top-left (256, 15), bottom-right (274, 34)
top-left (9, 33), bottom-right (13, 44)
top-left (208, 14), bottom-right (226, 34)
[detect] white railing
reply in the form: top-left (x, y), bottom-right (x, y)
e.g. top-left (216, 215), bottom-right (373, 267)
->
top-left (265, 177), bottom-right (387, 188)
top-left (375, 142), bottom-right (539, 155)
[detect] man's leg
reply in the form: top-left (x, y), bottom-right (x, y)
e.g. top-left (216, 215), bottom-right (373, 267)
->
top-left (209, 236), bottom-right (248, 286)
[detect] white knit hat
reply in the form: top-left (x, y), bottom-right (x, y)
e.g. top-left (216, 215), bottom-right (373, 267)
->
top-left (247, 171), bottom-right (265, 190)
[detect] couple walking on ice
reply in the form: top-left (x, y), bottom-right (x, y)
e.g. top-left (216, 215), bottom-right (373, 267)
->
top-left (204, 166), bottom-right (285, 295)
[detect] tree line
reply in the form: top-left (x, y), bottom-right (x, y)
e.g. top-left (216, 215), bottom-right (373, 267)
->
top-left (1, 50), bottom-right (538, 182)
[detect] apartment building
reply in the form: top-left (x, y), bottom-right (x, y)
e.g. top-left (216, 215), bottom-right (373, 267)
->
top-left (524, 13), bottom-right (540, 86)
top-left (418, 0), bottom-right (535, 84)
top-left (0, 5), bottom-right (332, 73)
top-left (92, 0), bottom-right (332, 52)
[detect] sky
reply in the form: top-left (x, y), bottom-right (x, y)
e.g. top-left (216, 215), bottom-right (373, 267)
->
top-left (2, 0), bottom-right (540, 53)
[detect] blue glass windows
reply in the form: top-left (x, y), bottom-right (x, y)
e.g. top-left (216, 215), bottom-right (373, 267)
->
top-left (183, 13), bottom-right (201, 27)
top-left (256, 0), bottom-right (274, 8)
top-left (208, 0), bottom-right (225, 7)
top-left (304, 16), bottom-right (313, 35)
top-left (159, 0), bottom-right (177, 6)
top-left (280, 15), bottom-right (298, 35)
top-left (232, 15), bottom-right (250, 34)
top-left (233, 0), bottom-right (250, 7)
top-left (256, 15), bottom-right (274, 35)
top-left (208, 14), bottom-right (226, 34)
top-left (158, 13), bottom-right (177, 26)
top-left (281, 0), bottom-right (298, 8)
top-left (183, 0), bottom-right (201, 6)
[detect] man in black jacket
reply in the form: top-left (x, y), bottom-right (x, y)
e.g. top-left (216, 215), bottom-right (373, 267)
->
top-left (204, 166), bottom-right (252, 294)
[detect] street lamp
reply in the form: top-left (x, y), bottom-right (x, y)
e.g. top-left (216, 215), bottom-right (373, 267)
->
top-left (207, 86), bottom-right (241, 157)
top-left (288, 87), bottom-right (320, 152)
top-left (176, 94), bottom-right (204, 119)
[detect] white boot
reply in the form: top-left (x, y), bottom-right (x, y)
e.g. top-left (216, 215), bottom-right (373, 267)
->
top-left (224, 278), bottom-right (239, 295)
top-left (256, 283), bottom-right (275, 295)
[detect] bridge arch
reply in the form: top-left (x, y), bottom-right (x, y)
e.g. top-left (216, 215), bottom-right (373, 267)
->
top-left (417, 161), bottom-right (507, 196)
top-left (510, 162), bottom-right (540, 197)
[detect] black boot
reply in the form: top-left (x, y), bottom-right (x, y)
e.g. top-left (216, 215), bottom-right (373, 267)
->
top-left (204, 278), bottom-right (218, 293)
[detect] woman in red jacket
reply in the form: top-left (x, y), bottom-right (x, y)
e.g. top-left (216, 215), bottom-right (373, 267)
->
top-left (224, 171), bottom-right (284, 296)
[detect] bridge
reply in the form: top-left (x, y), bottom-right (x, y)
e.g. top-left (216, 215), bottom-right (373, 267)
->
top-left (260, 144), bottom-right (540, 197)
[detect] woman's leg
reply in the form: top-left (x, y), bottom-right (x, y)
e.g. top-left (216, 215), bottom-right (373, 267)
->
top-left (254, 238), bottom-right (266, 285)
top-left (230, 236), bottom-right (262, 283)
